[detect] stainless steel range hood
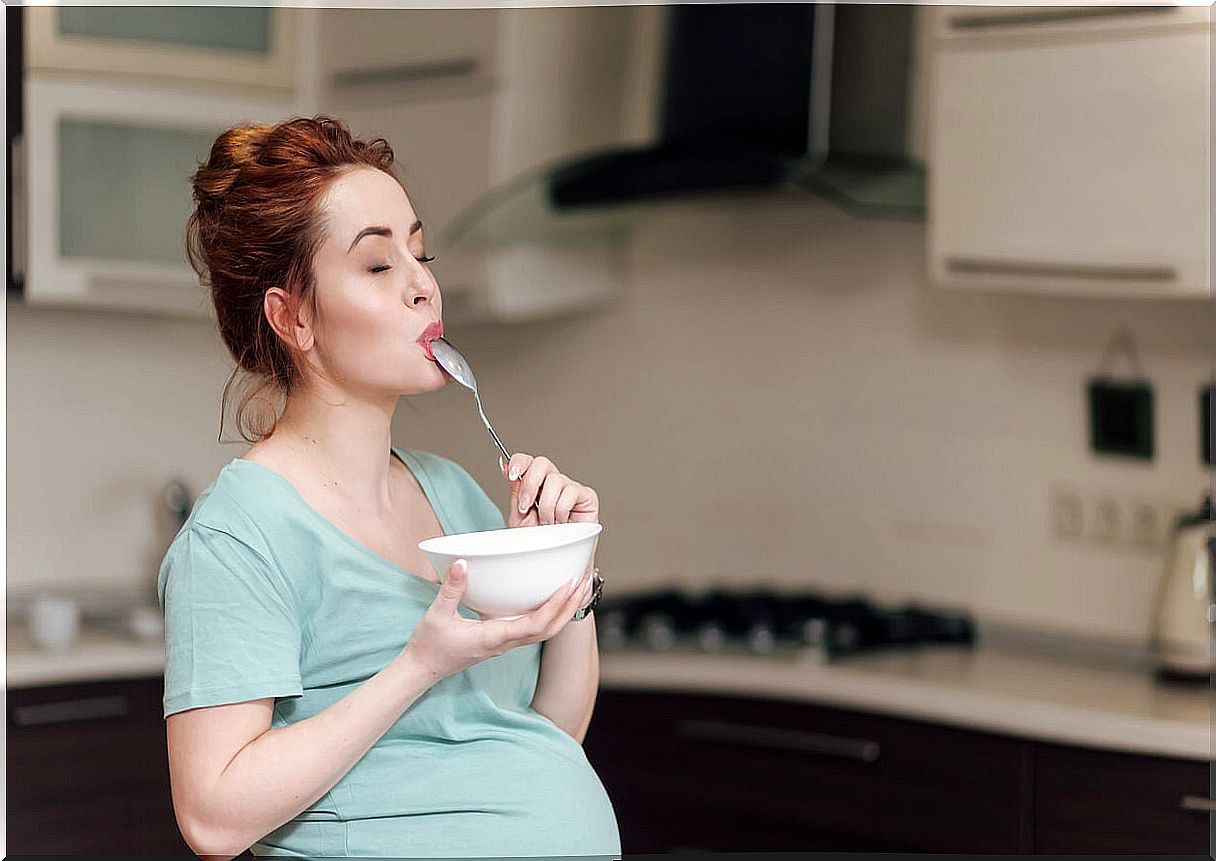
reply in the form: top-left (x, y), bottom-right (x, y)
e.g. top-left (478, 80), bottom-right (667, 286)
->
top-left (444, 3), bottom-right (924, 255)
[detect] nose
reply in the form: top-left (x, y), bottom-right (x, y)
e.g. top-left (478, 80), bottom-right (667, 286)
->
top-left (407, 268), bottom-right (437, 307)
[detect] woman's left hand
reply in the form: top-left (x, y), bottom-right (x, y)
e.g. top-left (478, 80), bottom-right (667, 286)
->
top-left (500, 453), bottom-right (599, 528)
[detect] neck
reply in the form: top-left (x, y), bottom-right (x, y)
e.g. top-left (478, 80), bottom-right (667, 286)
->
top-left (265, 384), bottom-right (402, 516)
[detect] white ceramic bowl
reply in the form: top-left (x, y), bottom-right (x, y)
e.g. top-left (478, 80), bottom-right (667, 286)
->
top-left (418, 522), bottom-right (603, 618)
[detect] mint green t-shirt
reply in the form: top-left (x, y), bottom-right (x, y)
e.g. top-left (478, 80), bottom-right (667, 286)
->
top-left (157, 447), bottom-right (620, 858)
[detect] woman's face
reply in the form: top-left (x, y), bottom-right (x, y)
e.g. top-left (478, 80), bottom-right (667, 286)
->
top-left (301, 166), bottom-right (448, 398)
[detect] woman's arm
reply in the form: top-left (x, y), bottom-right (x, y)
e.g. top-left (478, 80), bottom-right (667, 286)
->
top-left (169, 648), bottom-right (436, 859)
top-left (530, 611), bottom-right (599, 743)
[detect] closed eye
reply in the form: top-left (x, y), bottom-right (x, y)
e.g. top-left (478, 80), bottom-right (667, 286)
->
top-left (369, 256), bottom-right (435, 274)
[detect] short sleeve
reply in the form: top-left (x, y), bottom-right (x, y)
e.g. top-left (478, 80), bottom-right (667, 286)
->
top-left (158, 523), bottom-right (304, 718)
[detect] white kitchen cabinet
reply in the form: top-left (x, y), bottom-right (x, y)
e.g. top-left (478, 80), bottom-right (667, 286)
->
top-left (928, 6), bottom-right (1211, 299)
top-left (317, 8), bottom-right (499, 103)
top-left (17, 7), bottom-right (635, 324)
top-left (26, 5), bottom-right (300, 96)
top-left (25, 74), bottom-right (297, 319)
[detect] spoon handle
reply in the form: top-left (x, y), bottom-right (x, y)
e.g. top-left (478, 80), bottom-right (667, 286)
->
top-left (474, 391), bottom-right (513, 467)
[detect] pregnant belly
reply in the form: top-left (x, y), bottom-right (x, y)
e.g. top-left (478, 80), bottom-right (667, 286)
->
top-left (262, 735), bottom-right (621, 858)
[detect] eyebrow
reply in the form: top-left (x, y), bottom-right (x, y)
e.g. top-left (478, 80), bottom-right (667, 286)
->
top-left (347, 219), bottom-right (423, 253)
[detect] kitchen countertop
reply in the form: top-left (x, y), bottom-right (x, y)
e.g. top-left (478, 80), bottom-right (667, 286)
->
top-left (597, 636), bottom-right (1211, 761)
top-left (7, 619), bottom-right (166, 688)
top-left (7, 618), bottom-right (1210, 761)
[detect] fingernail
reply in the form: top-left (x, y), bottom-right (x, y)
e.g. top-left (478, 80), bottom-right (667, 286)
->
top-left (509, 464), bottom-right (521, 481)
top-left (499, 456), bottom-right (506, 475)
top-left (519, 499), bottom-right (529, 514)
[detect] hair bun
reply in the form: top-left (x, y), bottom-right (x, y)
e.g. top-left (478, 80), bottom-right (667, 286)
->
top-left (191, 124), bottom-right (275, 206)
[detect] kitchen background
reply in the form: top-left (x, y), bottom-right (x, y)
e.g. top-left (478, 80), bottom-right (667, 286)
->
top-left (5, 2), bottom-right (1212, 856)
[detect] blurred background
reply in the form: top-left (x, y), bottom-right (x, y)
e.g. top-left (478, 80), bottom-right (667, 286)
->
top-left (5, 1), bottom-right (1212, 855)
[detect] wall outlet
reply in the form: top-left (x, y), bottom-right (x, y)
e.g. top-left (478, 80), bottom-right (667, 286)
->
top-left (1127, 497), bottom-right (1170, 548)
top-left (1088, 495), bottom-right (1123, 544)
top-left (1050, 486), bottom-right (1085, 540)
top-left (1050, 485), bottom-right (1179, 550)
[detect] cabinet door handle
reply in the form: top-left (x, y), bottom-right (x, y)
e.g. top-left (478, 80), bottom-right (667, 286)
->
top-left (1181, 795), bottom-right (1216, 813)
top-left (945, 257), bottom-right (1177, 284)
top-left (11, 695), bottom-right (131, 727)
top-left (677, 718), bottom-right (880, 763)
top-left (332, 59), bottom-right (478, 89)
top-left (948, 6), bottom-right (1181, 31)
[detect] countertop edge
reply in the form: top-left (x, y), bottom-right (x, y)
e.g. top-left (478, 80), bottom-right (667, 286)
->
top-left (596, 668), bottom-right (1210, 762)
top-left (7, 632), bottom-right (1209, 762)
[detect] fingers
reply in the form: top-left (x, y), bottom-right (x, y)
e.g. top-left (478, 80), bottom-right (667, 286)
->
top-left (501, 454), bottom-right (599, 527)
top-left (554, 484), bottom-right (581, 525)
top-left (513, 456), bottom-right (554, 516)
top-left (536, 476), bottom-right (565, 525)
top-left (484, 570), bottom-right (590, 645)
top-left (503, 453), bottom-right (535, 484)
top-left (431, 559), bottom-right (468, 614)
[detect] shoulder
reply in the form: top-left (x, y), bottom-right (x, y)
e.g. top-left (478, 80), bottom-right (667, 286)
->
top-left (166, 459), bottom-right (282, 569)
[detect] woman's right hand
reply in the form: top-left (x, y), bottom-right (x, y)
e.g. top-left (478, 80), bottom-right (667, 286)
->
top-left (401, 558), bottom-right (593, 682)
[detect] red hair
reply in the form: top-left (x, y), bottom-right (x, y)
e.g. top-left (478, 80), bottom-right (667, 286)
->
top-left (184, 115), bottom-right (399, 443)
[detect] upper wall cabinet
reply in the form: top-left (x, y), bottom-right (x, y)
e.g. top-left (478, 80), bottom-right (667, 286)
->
top-left (25, 5), bottom-right (300, 96)
top-left (24, 74), bottom-right (296, 319)
top-left (927, 5), bottom-right (1211, 299)
top-left (318, 8), bottom-right (499, 104)
top-left (16, 7), bottom-right (640, 324)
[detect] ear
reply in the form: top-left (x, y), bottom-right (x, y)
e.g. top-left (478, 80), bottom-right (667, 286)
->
top-left (264, 287), bottom-right (314, 352)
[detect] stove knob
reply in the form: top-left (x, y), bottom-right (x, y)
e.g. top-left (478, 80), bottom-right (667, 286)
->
top-left (832, 622), bottom-right (860, 653)
top-left (801, 618), bottom-right (828, 648)
top-left (640, 613), bottom-right (676, 651)
top-left (697, 623), bottom-right (726, 653)
top-left (748, 623), bottom-right (776, 655)
top-left (597, 609), bottom-right (629, 651)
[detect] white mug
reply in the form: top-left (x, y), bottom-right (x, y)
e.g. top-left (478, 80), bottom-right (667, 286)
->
top-left (30, 594), bottom-right (80, 652)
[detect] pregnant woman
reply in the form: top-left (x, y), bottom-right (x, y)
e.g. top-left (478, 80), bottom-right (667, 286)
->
top-left (158, 116), bottom-right (618, 859)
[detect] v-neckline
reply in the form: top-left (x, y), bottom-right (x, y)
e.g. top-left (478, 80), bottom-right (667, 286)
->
top-left (230, 446), bottom-right (448, 592)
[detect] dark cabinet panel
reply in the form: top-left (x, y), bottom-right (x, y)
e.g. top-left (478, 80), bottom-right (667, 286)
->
top-left (1034, 741), bottom-right (1209, 854)
top-left (586, 689), bottom-right (1031, 854)
top-left (8, 677), bottom-right (192, 855)
top-left (586, 687), bottom-right (1209, 856)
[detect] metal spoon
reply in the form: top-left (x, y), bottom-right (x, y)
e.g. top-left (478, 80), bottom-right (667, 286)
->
top-left (430, 335), bottom-right (514, 470)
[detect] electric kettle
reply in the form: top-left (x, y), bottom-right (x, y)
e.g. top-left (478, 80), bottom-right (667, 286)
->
top-left (1149, 493), bottom-right (1215, 679)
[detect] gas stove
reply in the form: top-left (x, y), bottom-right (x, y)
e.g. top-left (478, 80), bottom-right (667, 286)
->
top-left (594, 588), bottom-right (976, 661)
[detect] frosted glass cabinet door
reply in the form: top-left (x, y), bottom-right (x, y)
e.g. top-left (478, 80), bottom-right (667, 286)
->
top-left (26, 5), bottom-right (298, 94)
top-left (58, 120), bottom-right (215, 267)
top-left (26, 74), bottom-right (296, 318)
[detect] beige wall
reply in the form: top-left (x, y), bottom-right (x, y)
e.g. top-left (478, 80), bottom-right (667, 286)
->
top-left (7, 189), bottom-right (1210, 644)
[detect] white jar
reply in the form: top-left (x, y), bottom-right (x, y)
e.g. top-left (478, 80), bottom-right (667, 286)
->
top-left (29, 593), bottom-right (80, 652)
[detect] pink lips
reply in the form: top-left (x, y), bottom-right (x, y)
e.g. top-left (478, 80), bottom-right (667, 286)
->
top-left (418, 321), bottom-right (444, 361)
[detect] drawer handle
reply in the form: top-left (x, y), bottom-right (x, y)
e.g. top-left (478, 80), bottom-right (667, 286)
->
top-left (11, 695), bottom-right (131, 727)
top-left (949, 6), bottom-right (1180, 31)
top-left (945, 257), bottom-right (1177, 284)
top-left (677, 718), bottom-right (880, 763)
top-left (1181, 795), bottom-right (1216, 813)
top-left (332, 59), bottom-right (478, 89)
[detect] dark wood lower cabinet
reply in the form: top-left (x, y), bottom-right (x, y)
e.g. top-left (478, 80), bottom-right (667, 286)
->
top-left (8, 676), bottom-right (193, 855)
top-left (9, 678), bottom-right (1209, 855)
top-left (1034, 741), bottom-right (1210, 853)
top-left (584, 688), bottom-right (1210, 855)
